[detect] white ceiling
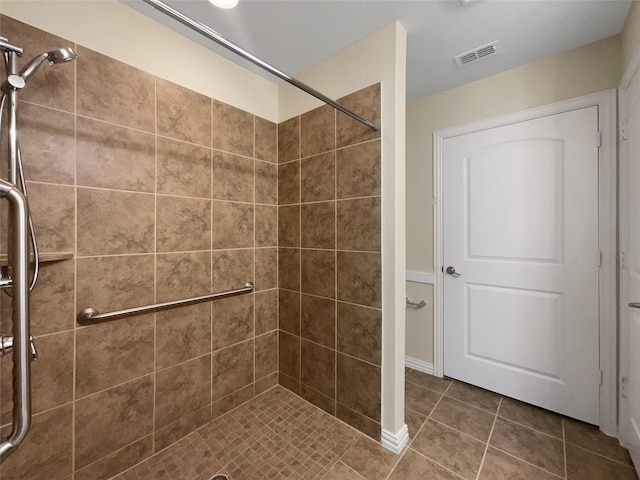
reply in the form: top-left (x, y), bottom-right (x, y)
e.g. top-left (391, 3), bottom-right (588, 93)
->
top-left (126, 0), bottom-right (632, 102)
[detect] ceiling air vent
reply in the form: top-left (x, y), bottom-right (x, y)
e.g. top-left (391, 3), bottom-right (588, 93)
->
top-left (454, 41), bottom-right (499, 68)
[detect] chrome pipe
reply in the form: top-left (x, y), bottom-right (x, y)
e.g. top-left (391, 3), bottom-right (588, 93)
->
top-left (6, 51), bottom-right (19, 186)
top-left (141, 0), bottom-right (379, 131)
top-left (0, 180), bottom-right (31, 461)
top-left (77, 282), bottom-right (254, 325)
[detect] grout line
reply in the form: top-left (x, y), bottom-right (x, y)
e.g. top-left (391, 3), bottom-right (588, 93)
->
top-left (405, 447), bottom-right (470, 480)
top-left (565, 442), bottom-right (638, 468)
top-left (562, 418), bottom-right (568, 479)
top-left (489, 445), bottom-right (566, 479)
top-left (475, 397), bottom-right (501, 480)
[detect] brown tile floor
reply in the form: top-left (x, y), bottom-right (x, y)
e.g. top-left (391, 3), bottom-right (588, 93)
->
top-left (110, 371), bottom-right (638, 480)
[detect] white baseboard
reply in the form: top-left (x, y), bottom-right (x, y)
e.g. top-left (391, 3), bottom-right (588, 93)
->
top-left (405, 356), bottom-right (434, 375)
top-left (381, 424), bottom-right (409, 454)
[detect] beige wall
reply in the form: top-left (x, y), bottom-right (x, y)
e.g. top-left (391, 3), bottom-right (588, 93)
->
top-left (406, 34), bottom-right (623, 365)
top-left (623, 0), bottom-right (640, 75)
top-left (0, 0), bottom-right (279, 121)
top-left (280, 22), bottom-right (408, 440)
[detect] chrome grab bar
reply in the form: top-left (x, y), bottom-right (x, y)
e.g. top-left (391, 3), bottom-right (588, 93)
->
top-left (406, 297), bottom-right (427, 309)
top-left (77, 282), bottom-right (254, 325)
top-left (141, 0), bottom-right (379, 131)
top-left (0, 179), bottom-right (31, 461)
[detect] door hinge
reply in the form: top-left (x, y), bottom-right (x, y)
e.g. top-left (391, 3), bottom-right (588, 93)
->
top-left (621, 124), bottom-right (627, 142)
top-left (621, 375), bottom-right (628, 398)
top-left (598, 250), bottom-right (602, 267)
top-left (599, 369), bottom-right (603, 386)
top-left (597, 131), bottom-right (602, 148)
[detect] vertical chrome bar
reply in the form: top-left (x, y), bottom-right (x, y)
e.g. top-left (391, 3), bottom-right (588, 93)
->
top-left (0, 180), bottom-right (31, 460)
top-left (7, 51), bottom-right (19, 185)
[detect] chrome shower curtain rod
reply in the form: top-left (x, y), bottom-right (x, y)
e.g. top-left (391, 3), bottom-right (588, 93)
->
top-left (141, 0), bottom-right (379, 131)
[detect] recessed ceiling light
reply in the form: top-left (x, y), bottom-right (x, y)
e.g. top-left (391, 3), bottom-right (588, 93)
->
top-left (208, 0), bottom-right (239, 9)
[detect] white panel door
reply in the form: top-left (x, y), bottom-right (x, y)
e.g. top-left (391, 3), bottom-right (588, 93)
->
top-left (620, 64), bottom-right (640, 471)
top-left (443, 107), bottom-right (600, 424)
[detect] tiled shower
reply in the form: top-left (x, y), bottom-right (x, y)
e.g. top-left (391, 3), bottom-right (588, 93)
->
top-left (0, 13), bottom-right (382, 480)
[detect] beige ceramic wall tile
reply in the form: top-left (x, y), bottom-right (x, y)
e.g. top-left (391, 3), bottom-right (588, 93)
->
top-left (76, 116), bottom-right (155, 192)
top-left (156, 78), bottom-right (211, 147)
top-left (278, 117), bottom-right (300, 163)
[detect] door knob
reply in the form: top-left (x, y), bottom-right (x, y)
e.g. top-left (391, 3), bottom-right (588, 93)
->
top-left (446, 266), bottom-right (461, 277)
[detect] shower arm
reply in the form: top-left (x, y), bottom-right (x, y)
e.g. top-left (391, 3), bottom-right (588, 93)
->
top-left (141, 0), bottom-right (379, 131)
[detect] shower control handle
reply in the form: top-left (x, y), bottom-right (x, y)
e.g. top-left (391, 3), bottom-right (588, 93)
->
top-left (0, 335), bottom-right (37, 360)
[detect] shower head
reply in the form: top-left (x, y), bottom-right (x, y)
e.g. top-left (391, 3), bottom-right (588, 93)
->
top-left (18, 47), bottom-right (78, 81)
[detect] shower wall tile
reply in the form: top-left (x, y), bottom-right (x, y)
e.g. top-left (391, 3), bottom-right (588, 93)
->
top-left (278, 160), bottom-right (300, 205)
top-left (74, 375), bottom-right (154, 469)
top-left (336, 84), bottom-right (381, 148)
top-left (156, 78), bottom-right (212, 147)
top-left (156, 251), bottom-right (211, 302)
top-left (212, 384), bottom-right (254, 419)
top-left (278, 205), bottom-right (300, 247)
top-left (156, 195), bottom-right (211, 252)
top-left (336, 140), bottom-right (381, 199)
top-left (76, 116), bottom-right (155, 192)
top-left (301, 202), bottom-right (335, 249)
top-left (212, 200), bottom-right (254, 249)
top-left (1, 330), bottom-right (74, 424)
top-left (212, 151), bottom-right (254, 202)
top-left (337, 197), bottom-right (381, 252)
top-left (300, 294), bottom-right (335, 348)
top-left (74, 436), bottom-right (152, 480)
top-left (0, 16), bottom-right (75, 113)
top-left (301, 152), bottom-right (335, 203)
top-left (212, 248), bottom-right (254, 291)
top-left (255, 160), bottom-right (278, 204)
top-left (255, 289), bottom-right (278, 335)
top-left (156, 304), bottom-right (211, 370)
top-left (77, 188), bottom-right (154, 255)
top-left (278, 248), bottom-right (300, 291)
top-left (301, 340), bottom-right (335, 397)
top-left (279, 289), bottom-right (300, 335)
top-left (212, 100), bottom-right (254, 157)
top-left (156, 137), bottom-right (211, 198)
top-left (154, 405), bottom-right (211, 452)
top-left (279, 373), bottom-right (301, 395)
top-left (301, 249), bottom-right (335, 299)
top-left (27, 182), bottom-right (74, 252)
top-left (77, 47), bottom-right (155, 132)
top-left (301, 384), bottom-right (336, 416)
top-left (255, 117), bottom-right (277, 164)
top-left (278, 117), bottom-right (300, 163)
top-left (1, 404), bottom-right (73, 480)
top-left (76, 255), bottom-right (154, 314)
top-left (76, 315), bottom-right (154, 398)
top-left (256, 331), bottom-right (278, 379)
top-left (30, 331), bottom-right (74, 415)
top-left (301, 104), bottom-right (336, 158)
top-left (336, 403), bottom-right (381, 441)
top-left (337, 251), bottom-right (382, 308)
top-left (212, 339), bottom-right (254, 399)
top-left (255, 205), bottom-right (277, 247)
top-left (337, 353), bottom-right (381, 421)
top-left (212, 295), bottom-right (254, 350)
top-left (255, 247), bottom-right (277, 291)
top-left (155, 355), bottom-right (211, 429)
top-left (277, 83), bottom-right (381, 436)
top-left (20, 102), bottom-right (75, 185)
top-left (255, 372), bottom-right (278, 395)
top-left (279, 331), bottom-right (300, 380)
top-left (26, 260), bottom-right (74, 336)
top-left (337, 302), bottom-right (382, 366)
